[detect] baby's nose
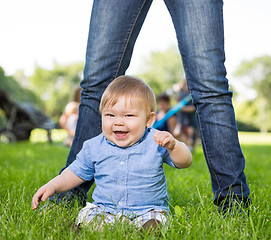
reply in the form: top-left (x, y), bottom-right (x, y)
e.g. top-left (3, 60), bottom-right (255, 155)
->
top-left (114, 119), bottom-right (124, 126)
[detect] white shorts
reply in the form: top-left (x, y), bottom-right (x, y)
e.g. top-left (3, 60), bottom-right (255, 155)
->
top-left (76, 202), bottom-right (168, 228)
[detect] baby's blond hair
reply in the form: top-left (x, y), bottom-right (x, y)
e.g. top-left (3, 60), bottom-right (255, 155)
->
top-left (99, 75), bottom-right (156, 115)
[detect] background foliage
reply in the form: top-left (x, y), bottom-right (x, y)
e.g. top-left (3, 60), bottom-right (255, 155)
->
top-left (137, 46), bottom-right (184, 96)
top-left (0, 67), bottom-right (40, 105)
top-left (0, 67), bottom-right (41, 126)
top-left (234, 55), bottom-right (271, 132)
top-left (29, 62), bottom-right (84, 121)
top-left (1, 49), bottom-right (271, 132)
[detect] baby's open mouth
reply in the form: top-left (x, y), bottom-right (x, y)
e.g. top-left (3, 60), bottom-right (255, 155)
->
top-left (114, 131), bottom-right (129, 139)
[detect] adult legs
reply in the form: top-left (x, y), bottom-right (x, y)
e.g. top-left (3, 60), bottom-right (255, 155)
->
top-left (164, 0), bottom-right (250, 207)
top-left (59, 0), bottom-right (153, 198)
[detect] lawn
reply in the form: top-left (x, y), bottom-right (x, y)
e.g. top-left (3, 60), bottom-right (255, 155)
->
top-left (0, 130), bottom-right (270, 239)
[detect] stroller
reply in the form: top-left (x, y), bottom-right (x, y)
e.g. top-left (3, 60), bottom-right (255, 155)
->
top-left (0, 89), bottom-right (56, 143)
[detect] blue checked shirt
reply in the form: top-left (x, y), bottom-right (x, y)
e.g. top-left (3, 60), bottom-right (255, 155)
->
top-left (69, 128), bottom-right (178, 216)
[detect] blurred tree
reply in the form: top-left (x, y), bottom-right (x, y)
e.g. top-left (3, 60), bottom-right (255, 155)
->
top-left (30, 62), bottom-right (84, 121)
top-left (234, 99), bottom-right (260, 132)
top-left (13, 69), bottom-right (29, 88)
top-left (234, 55), bottom-right (271, 132)
top-left (0, 66), bottom-right (39, 104)
top-left (137, 45), bottom-right (184, 96)
top-left (0, 66), bottom-right (41, 126)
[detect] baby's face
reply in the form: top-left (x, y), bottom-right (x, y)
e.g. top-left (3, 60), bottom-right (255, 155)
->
top-left (101, 96), bottom-right (154, 147)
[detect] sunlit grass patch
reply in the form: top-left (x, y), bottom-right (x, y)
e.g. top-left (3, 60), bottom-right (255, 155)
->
top-left (30, 129), bottom-right (68, 143)
top-left (238, 131), bottom-right (271, 145)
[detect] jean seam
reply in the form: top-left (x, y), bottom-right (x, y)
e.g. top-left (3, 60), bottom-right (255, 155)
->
top-left (113, 0), bottom-right (149, 78)
top-left (196, 111), bottom-right (221, 193)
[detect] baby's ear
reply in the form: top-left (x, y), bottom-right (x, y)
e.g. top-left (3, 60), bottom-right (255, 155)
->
top-left (146, 112), bottom-right (156, 127)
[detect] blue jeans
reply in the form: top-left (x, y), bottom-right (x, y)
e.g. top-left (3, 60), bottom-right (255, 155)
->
top-left (63, 0), bottom-right (250, 205)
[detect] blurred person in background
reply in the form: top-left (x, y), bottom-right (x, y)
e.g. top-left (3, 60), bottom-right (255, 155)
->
top-left (155, 93), bottom-right (177, 135)
top-left (176, 79), bottom-right (198, 151)
top-left (59, 86), bottom-right (81, 147)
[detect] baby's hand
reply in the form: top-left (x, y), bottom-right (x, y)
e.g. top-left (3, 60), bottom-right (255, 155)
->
top-left (153, 130), bottom-right (176, 151)
top-left (32, 183), bottom-right (56, 209)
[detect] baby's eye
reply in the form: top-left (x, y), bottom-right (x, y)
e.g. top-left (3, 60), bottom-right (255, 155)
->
top-left (125, 114), bottom-right (135, 118)
top-left (105, 113), bottom-right (114, 117)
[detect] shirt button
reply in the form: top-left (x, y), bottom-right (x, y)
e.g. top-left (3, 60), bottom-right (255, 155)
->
top-left (118, 201), bottom-right (122, 206)
top-left (120, 161), bottom-right (124, 165)
top-left (118, 180), bottom-right (122, 185)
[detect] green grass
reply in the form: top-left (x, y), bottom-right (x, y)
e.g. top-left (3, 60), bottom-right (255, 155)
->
top-left (0, 130), bottom-right (270, 239)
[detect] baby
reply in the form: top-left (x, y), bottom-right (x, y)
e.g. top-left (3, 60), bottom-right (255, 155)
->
top-left (32, 75), bottom-right (192, 230)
